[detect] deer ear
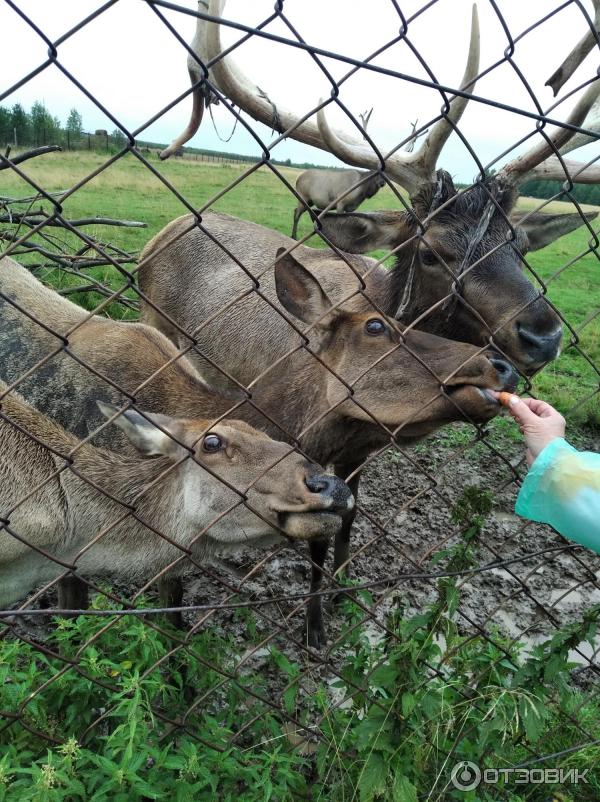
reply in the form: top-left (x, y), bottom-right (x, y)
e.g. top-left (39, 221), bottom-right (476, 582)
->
top-left (511, 210), bottom-right (598, 251)
top-left (316, 210), bottom-right (412, 253)
top-left (96, 402), bottom-right (184, 458)
top-left (274, 247), bottom-right (332, 324)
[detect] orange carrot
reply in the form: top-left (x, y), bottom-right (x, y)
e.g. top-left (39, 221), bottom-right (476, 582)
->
top-left (498, 391), bottom-right (518, 407)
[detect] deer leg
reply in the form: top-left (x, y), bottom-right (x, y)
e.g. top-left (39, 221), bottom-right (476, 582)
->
top-left (159, 575), bottom-right (184, 629)
top-left (291, 204), bottom-right (307, 239)
top-left (306, 537), bottom-right (329, 650)
top-left (333, 462), bottom-right (362, 579)
top-left (58, 575), bottom-right (88, 615)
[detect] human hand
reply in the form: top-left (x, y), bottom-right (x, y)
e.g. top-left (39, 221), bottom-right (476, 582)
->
top-left (491, 393), bottom-right (566, 466)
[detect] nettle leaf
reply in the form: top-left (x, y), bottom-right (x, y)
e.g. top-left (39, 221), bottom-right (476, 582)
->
top-left (519, 696), bottom-right (546, 742)
top-left (370, 662), bottom-right (397, 690)
top-left (421, 690), bottom-right (441, 720)
top-left (402, 613), bottom-right (432, 636)
top-left (283, 683), bottom-right (299, 715)
top-left (355, 709), bottom-right (390, 750)
top-left (392, 772), bottom-right (418, 802)
top-left (445, 584), bottom-right (460, 617)
top-left (401, 692), bottom-right (416, 718)
top-left (358, 752), bottom-right (387, 802)
top-left (543, 653), bottom-right (567, 682)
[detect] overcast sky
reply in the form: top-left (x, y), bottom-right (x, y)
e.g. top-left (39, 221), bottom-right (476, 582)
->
top-left (2, 0), bottom-right (599, 181)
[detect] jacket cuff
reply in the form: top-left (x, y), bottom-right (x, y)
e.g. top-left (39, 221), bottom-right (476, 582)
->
top-left (515, 438), bottom-right (574, 521)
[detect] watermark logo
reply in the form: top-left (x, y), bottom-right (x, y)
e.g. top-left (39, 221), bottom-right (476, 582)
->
top-left (450, 762), bottom-right (589, 790)
top-left (450, 761), bottom-right (481, 791)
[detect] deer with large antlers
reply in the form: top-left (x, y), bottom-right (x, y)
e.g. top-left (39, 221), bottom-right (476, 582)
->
top-left (143, 1), bottom-right (600, 643)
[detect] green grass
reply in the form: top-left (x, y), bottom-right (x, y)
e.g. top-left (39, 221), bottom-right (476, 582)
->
top-left (526, 225), bottom-right (599, 428)
top-left (1, 149), bottom-right (598, 427)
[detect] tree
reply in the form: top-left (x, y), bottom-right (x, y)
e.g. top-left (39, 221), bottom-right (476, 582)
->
top-left (29, 101), bottom-right (61, 146)
top-left (111, 128), bottom-right (126, 148)
top-left (30, 101), bottom-right (47, 145)
top-left (0, 106), bottom-right (11, 146)
top-left (65, 108), bottom-right (83, 137)
top-left (10, 103), bottom-right (31, 147)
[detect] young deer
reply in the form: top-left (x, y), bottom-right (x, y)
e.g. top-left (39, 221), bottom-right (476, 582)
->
top-left (0, 382), bottom-right (352, 610)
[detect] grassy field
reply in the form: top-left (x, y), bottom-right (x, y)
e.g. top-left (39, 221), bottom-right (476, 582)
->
top-left (1, 149), bottom-right (598, 428)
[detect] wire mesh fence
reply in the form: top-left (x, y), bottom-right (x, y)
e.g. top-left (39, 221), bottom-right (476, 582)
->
top-left (1, 0), bottom-right (599, 798)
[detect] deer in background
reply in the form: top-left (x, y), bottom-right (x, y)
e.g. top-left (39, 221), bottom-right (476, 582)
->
top-left (0, 381), bottom-right (352, 610)
top-left (291, 169), bottom-right (385, 239)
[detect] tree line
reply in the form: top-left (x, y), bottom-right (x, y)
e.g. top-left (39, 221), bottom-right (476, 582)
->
top-left (520, 177), bottom-right (600, 207)
top-left (0, 100), bottom-right (126, 150)
top-left (0, 100), bottom-right (332, 170)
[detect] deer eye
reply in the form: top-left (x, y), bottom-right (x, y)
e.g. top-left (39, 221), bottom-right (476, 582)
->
top-left (365, 318), bottom-right (387, 336)
top-left (420, 249), bottom-right (438, 266)
top-left (202, 434), bottom-right (224, 453)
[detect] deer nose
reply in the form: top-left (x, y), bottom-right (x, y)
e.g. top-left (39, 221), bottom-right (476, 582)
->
top-left (488, 355), bottom-right (519, 391)
top-left (517, 324), bottom-right (562, 364)
top-left (305, 473), bottom-right (354, 512)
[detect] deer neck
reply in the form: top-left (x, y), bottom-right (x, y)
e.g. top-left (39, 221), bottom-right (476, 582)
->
top-left (241, 350), bottom-right (338, 454)
top-left (59, 447), bottom-right (191, 578)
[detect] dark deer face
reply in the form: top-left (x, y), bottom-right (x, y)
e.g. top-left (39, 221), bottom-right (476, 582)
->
top-left (407, 175), bottom-right (564, 373)
top-left (317, 172), bottom-right (596, 375)
top-left (274, 248), bottom-right (518, 436)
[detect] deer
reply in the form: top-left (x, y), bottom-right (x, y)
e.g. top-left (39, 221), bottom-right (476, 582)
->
top-left (291, 169), bottom-right (385, 239)
top-left (0, 255), bottom-right (352, 629)
top-left (1, 255), bottom-right (511, 645)
top-left (138, 1), bottom-right (600, 644)
top-left (0, 380), bottom-right (353, 610)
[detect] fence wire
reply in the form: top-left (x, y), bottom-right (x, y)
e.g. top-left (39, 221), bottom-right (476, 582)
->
top-left (0, 0), bottom-right (599, 798)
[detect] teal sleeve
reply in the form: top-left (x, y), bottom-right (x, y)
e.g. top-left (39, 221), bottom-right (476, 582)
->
top-left (515, 438), bottom-right (600, 554)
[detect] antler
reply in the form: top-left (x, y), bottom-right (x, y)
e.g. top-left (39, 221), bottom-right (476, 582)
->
top-left (316, 4), bottom-right (480, 197)
top-left (204, 2), bottom-right (600, 193)
top-left (546, 0), bottom-right (600, 97)
top-left (160, 0), bottom-right (219, 160)
top-left (498, 79), bottom-right (600, 186)
top-left (205, 0), bottom-right (346, 151)
top-left (558, 93), bottom-right (600, 154)
top-left (205, 1), bottom-right (480, 197)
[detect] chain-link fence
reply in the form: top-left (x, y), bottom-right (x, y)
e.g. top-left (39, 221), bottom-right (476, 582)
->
top-left (1, 1), bottom-right (599, 798)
